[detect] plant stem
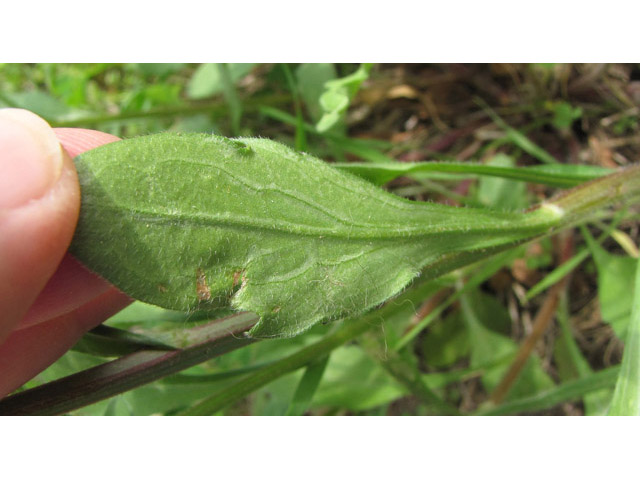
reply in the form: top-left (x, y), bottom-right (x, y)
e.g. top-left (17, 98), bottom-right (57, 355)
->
top-left (547, 164), bottom-right (640, 223)
top-left (47, 94), bottom-right (290, 128)
top-left (0, 313), bottom-right (257, 415)
top-left (217, 63), bottom-right (243, 135)
top-left (490, 281), bottom-right (564, 405)
top-left (491, 233), bottom-right (573, 404)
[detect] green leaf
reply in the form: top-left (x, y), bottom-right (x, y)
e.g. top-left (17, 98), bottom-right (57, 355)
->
top-left (315, 63), bottom-right (372, 133)
top-left (550, 101), bottom-right (583, 130)
top-left (475, 154), bottom-right (527, 210)
top-left (481, 366), bottom-right (621, 416)
top-left (295, 63), bottom-right (337, 122)
top-left (311, 346), bottom-right (405, 411)
top-left (609, 256), bottom-right (640, 415)
top-left (70, 133), bottom-right (640, 339)
top-left (186, 63), bottom-right (254, 100)
top-left (554, 293), bottom-right (611, 415)
top-left (422, 311), bottom-right (470, 368)
top-left (334, 160), bottom-right (611, 187)
top-left (460, 290), bottom-right (554, 400)
top-left (1, 90), bottom-right (74, 119)
top-left (136, 63), bottom-right (186, 77)
top-left (584, 229), bottom-right (636, 339)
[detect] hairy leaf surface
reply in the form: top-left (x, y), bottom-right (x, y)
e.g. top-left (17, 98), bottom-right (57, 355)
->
top-left (70, 133), bottom-right (595, 338)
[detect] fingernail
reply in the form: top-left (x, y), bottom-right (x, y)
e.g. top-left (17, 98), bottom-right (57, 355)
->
top-left (0, 108), bottom-right (64, 209)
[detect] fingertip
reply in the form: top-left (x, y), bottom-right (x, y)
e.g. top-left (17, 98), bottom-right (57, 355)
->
top-left (0, 114), bottom-right (81, 342)
top-left (0, 109), bottom-right (65, 209)
top-left (54, 128), bottom-right (121, 158)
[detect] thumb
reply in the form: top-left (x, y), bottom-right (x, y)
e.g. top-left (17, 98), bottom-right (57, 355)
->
top-left (0, 109), bottom-right (80, 343)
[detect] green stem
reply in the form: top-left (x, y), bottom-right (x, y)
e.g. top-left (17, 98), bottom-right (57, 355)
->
top-left (217, 63), bottom-right (243, 135)
top-left (547, 164), bottom-right (640, 223)
top-left (47, 94), bottom-right (290, 128)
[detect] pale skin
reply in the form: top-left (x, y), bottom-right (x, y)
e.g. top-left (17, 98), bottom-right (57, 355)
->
top-left (0, 109), bottom-right (131, 398)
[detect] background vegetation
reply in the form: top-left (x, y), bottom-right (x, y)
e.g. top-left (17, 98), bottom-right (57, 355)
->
top-left (1, 63), bottom-right (639, 415)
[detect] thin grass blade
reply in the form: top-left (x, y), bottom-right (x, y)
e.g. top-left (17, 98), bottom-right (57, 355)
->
top-left (285, 355), bottom-right (330, 416)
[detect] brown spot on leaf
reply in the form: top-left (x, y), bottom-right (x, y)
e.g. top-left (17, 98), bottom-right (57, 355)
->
top-left (232, 269), bottom-right (247, 290)
top-left (157, 284), bottom-right (168, 293)
top-left (271, 306), bottom-right (281, 314)
top-left (196, 268), bottom-right (211, 301)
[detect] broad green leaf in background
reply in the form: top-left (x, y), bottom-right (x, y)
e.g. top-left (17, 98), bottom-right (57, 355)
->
top-left (43, 63), bottom-right (111, 107)
top-left (186, 63), bottom-right (255, 100)
top-left (554, 293), bottom-right (611, 415)
top-left (584, 228), bottom-right (636, 339)
top-left (295, 63), bottom-right (338, 123)
top-left (311, 346), bottom-right (406, 411)
top-left (70, 133), bottom-right (640, 338)
top-left (422, 311), bottom-right (470, 368)
top-left (459, 290), bottom-right (554, 400)
top-left (422, 290), bottom-right (511, 369)
top-left (0, 90), bottom-right (77, 119)
top-left (476, 154), bottom-right (527, 210)
top-left (121, 84), bottom-right (182, 113)
top-left (609, 256), bottom-right (640, 415)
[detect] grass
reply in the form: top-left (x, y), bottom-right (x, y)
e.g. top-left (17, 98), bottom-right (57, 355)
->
top-left (1, 63), bottom-right (639, 416)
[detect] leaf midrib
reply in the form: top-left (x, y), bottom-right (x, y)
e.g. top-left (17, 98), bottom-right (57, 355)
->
top-left (82, 202), bottom-right (551, 240)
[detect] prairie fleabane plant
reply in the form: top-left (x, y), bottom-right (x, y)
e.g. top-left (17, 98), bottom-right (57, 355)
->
top-left (1, 63), bottom-right (639, 416)
top-left (69, 133), bottom-right (640, 339)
